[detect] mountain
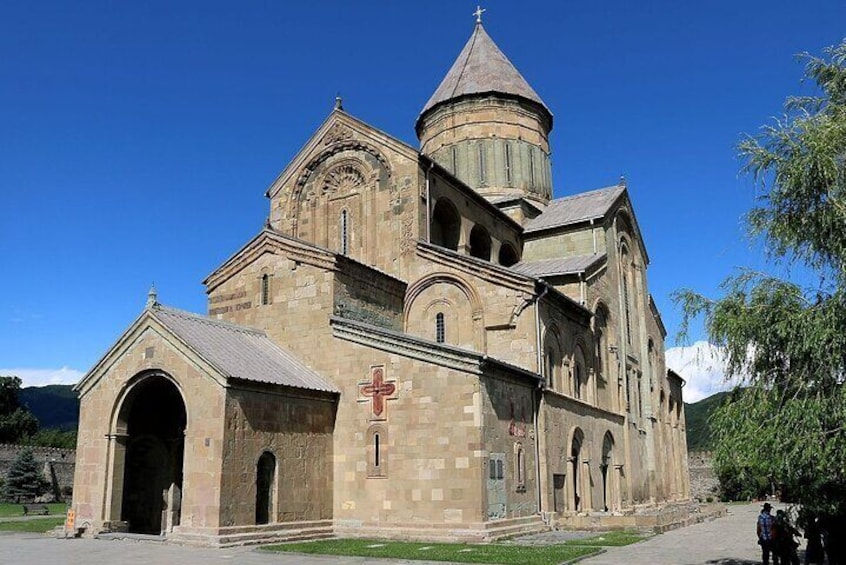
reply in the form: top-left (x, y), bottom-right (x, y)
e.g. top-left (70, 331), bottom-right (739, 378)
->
top-left (684, 390), bottom-right (732, 452)
top-left (19, 384), bottom-right (79, 431)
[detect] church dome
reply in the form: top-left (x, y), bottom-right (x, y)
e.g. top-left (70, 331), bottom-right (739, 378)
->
top-left (416, 22), bottom-right (554, 206)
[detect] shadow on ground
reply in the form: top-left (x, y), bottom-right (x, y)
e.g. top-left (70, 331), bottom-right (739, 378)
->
top-left (701, 560), bottom-right (758, 565)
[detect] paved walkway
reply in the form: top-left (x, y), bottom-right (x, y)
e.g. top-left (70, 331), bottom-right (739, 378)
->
top-left (0, 502), bottom-right (794, 565)
top-left (581, 502), bottom-right (786, 565)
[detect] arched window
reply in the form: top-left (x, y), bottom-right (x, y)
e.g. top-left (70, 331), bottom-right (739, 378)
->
top-left (435, 312), bottom-right (445, 343)
top-left (261, 274), bottom-right (271, 306)
top-left (469, 224), bottom-right (492, 261)
top-left (255, 451), bottom-right (276, 525)
top-left (620, 242), bottom-right (635, 346)
top-left (498, 243), bottom-right (519, 267)
top-left (340, 209), bottom-right (349, 255)
top-left (430, 198), bottom-right (461, 251)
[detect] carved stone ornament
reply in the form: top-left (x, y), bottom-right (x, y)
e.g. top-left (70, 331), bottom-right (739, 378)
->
top-left (323, 122), bottom-right (353, 145)
top-left (323, 164), bottom-right (364, 195)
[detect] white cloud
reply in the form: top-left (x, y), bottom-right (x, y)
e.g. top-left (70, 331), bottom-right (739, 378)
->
top-left (0, 367), bottom-right (84, 388)
top-left (665, 341), bottom-right (741, 403)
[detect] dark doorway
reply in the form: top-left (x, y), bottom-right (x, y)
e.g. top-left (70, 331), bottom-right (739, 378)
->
top-left (256, 451), bottom-right (276, 525)
top-left (120, 377), bottom-right (186, 534)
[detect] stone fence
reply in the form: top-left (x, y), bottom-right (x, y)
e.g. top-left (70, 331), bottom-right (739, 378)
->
top-left (0, 444), bottom-right (76, 501)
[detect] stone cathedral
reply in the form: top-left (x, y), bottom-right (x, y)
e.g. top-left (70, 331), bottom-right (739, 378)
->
top-left (72, 20), bottom-right (690, 545)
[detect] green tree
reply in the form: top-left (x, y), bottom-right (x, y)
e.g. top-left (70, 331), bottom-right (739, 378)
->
top-left (2, 447), bottom-right (47, 502)
top-left (0, 376), bottom-right (39, 443)
top-left (675, 39), bottom-right (846, 520)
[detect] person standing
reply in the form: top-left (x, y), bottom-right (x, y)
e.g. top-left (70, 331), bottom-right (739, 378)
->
top-left (758, 503), bottom-right (779, 565)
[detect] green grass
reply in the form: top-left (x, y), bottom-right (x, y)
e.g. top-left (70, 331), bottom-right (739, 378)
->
top-left (0, 517), bottom-right (64, 532)
top-left (0, 503), bottom-right (67, 518)
top-left (265, 539), bottom-right (602, 565)
top-left (566, 530), bottom-right (648, 546)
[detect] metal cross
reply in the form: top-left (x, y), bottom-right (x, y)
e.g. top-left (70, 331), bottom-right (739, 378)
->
top-left (473, 5), bottom-right (486, 23)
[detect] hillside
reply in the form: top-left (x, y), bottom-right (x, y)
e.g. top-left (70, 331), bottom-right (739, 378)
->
top-left (19, 384), bottom-right (79, 431)
top-left (685, 390), bottom-right (732, 451)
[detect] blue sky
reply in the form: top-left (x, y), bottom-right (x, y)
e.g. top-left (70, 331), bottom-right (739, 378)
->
top-left (1, 1), bottom-right (843, 390)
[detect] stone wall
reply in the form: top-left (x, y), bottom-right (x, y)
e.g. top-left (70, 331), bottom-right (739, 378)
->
top-left (688, 451), bottom-right (719, 501)
top-left (0, 444), bottom-right (76, 499)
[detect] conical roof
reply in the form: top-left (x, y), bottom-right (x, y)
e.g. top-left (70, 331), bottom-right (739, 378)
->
top-left (419, 22), bottom-right (551, 121)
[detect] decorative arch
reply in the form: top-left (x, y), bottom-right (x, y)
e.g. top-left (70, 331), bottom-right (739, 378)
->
top-left (404, 273), bottom-right (485, 351)
top-left (430, 198), bottom-right (461, 251)
top-left (573, 343), bottom-right (589, 401)
top-left (498, 242), bottom-right (519, 267)
top-left (592, 301), bottom-right (612, 406)
top-left (468, 224), bottom-right (492, 261)
top-left (567, 427), bottom-right (590, 512)
top-left (600, 432), bottom-right (620, 511)
top-left (542, 324), bottom-right (564, 391)
top-left (109, 371), bottom-right (188, 535)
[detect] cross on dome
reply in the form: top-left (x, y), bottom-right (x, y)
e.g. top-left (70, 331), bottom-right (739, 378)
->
top-left (473, 5), bottom-right (486, 24)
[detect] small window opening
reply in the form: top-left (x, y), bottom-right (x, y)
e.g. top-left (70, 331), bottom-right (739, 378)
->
top-left (374, 432), bottom-right (381, 468)
top-left (435, 312), bottom-right (445, 343)
top-left (261, 274), bottom-right (270, 306)
top-left (340, 210), bottom-right (349, 255)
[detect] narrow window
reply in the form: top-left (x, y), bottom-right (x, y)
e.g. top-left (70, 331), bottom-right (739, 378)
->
top-left (261, 274), bottom-right (270, 306)
top-left (374, 433), bottom-right (381, 469)
top-left (504, 143), bottom-right (512, 185)
top-left (516, 445), bottom-right (525, 487)
top-left (452, 145), bottom-right (459, 175)
top-left (367, 425), bottom-right (387, 477)
top-left (435, 312), bottom-right (445, 343)
top-left (478, 143), bottom-right (486, 185)
top-left (340, 210), bottom-right (349, 255)
top-left (496, 459), bottom-right (504, 480)
top-left (489, 458), bottom-right (497, 480)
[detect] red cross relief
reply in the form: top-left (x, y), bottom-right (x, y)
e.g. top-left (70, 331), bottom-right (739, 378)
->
top-left (360, 367), bottom-right (396, 418)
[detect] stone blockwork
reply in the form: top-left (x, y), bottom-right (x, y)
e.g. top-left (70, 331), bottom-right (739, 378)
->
top-left (0, 444), bottom-right (75, 499)
top-left (688, 451), bottom-right (719, 501)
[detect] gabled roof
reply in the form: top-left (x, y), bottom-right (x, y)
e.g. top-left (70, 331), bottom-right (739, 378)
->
top-left (511, 253), bottom-right (606, 278)
top-left (524, 184), bottom-right (625, 234)
top-left (78, 304), bottom-right (339, 395)
top-left (419, 23), bottom-right (550, 121)
top-left (149, 305), bottom-right (338, 393)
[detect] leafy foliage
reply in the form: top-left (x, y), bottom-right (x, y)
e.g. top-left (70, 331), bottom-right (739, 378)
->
top-left (0, 376), bottom-right (39, 443)
top-left (675, 39), bottom-right (846, 517)
top-left (2, 447), bottom-right (48, 503)
top-left (27, 429), bottom-right (77, 449)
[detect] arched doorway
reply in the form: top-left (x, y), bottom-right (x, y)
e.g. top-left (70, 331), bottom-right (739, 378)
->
top-left (570, 428), bottom-right (584, 511)
top-left (118, 375), bottom-right (186, 534)
top-left (256, 451), bottom-right (276, 525)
